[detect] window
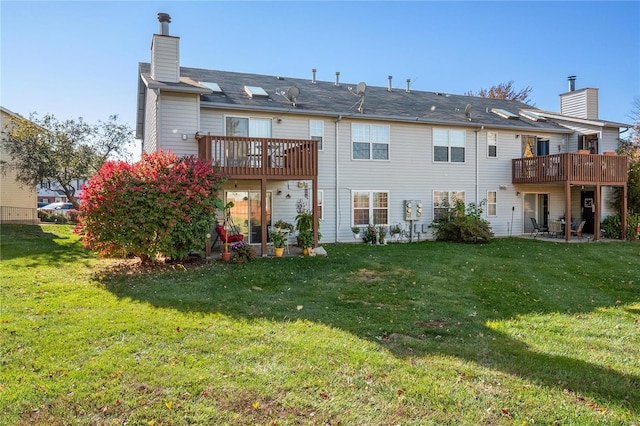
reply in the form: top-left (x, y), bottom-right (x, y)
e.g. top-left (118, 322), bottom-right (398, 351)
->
top-left (487, 132), bottom-right (497, 158)
top-left (433, 190), bottom-right (465, 221)
top-left (310, 120), bottom-right (324, 151)
top-left (487, 191), bottom-right (497, 216)
top-left (225, 117), bottom-right (271, 137)
top-left (352, 124), bottom-right (389, 160)
top-left (317, 190), bottom-right (324, 221)
top-left (537, 139), bottom-right (549, 156)
top-left (434, 129), bottom-right (465, 162)
top-left (352, 191), bottom-right (388, 225)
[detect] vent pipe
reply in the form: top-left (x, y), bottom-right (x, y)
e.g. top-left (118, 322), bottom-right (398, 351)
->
top-left (158, 12), bottom-right (171, 35)
top-left (311, 68), bottom-right (317, 84)
top-left (388, 76), bottom-right (393, 92)
top-left (406, 78), bottom-right (411, 93)
top-left (568, 75), bottom-right (576, 92)
top-left (335, 72), bottom-right (340, 86)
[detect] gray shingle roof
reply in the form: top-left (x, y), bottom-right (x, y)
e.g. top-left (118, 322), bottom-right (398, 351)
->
top-left (139, 62), bottom-right (571, 133)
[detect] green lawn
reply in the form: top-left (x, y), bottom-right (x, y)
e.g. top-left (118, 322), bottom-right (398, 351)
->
top-left (1, 224), bottom-right (638, 425)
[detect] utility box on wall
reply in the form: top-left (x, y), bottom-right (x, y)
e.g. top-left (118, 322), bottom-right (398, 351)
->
top-left (404, 200), bottom-right (422, 221)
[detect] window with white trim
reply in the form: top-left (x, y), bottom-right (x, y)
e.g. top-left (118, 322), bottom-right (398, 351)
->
top-left (433, 190), bottom-right (465, 221)
top-left (487, 132), bottom-right (497, 158)
top-left (352, 124), bottom-right (390, 160)
top-left (487, 191), bottom-right (497, 216)
top-left (225, 117), bottom-right (271, 137)
top-left (434, 129), bottom-right (465, 162)
top-left (310, 120), bottom-right (324, 151)
top-left (317, 190), bottom-right (324, 221)
top-left (353, 191), bottom-right (388, 225)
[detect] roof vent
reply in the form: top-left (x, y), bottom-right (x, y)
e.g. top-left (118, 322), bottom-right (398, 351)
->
top-left (335, 71), bottom-right (340, 86)
top-left (157, 12), bottom-right (171, 35)
top-left (388, 76), bottom-right (393, 92)
top-left (568, 75), bottom-right (576, 92)
top-left (406, 79), bottom-right (411, 93)
top-left (312, 68), bottom-right (317, 84)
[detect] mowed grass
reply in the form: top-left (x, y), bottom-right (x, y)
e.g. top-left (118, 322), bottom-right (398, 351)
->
top-left (1, 224), bottom-right (638, 425)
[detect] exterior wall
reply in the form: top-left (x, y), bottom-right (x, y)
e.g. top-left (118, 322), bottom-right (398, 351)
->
top-left (171, 103), bottom-right (624, 242)
top-left (157, 92), bottom-right (199, 156)
top-left (143, 88), bottom-right (158, 154)
top-left (150, 35), bottom-right (180, 83)
top-left (560, 88), bottom-right (598, 119)
top-left (0, 109), bottom-right (38, 223)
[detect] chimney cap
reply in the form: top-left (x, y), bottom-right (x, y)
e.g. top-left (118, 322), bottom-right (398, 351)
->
top-left (158, 12), bottom-right (171, 23)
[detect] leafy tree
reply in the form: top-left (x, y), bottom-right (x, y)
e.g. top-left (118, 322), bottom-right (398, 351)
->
top-left (79, 151), bottom-right (226, 263)
top-left (466, 80), bottom-right (533, 104)
top-left (0, 113), bottom-right (134, 208)
top-left (611, 96), bottom-right (640, 215)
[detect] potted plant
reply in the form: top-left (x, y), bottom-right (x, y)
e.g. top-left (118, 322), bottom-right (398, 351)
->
top-left (273, 219), bottom-right (294, 232)
top-left (270, 228), bottom-right (288, 257)
top-left (378, 225), bottom-right (387, 245)
top-left (298, 229), bottom-right (314, 255)
top-left (214, 199), bottom-right (235, 261)
top-left (351, 226), bottom-right (360, 242)
top-left (231, 240), bottom-right (256, 263)
top-left (390, 224), bottom-right (402, 241)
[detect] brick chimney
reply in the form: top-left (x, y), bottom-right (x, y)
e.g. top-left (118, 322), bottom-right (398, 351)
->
top-left (151, 12), bottom-right (180, 83)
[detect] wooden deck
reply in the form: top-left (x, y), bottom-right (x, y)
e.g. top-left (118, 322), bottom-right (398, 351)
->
top-left (512, 153), bottom-right (627, 185)
top-left (196, 134), bottom-right (318, 180)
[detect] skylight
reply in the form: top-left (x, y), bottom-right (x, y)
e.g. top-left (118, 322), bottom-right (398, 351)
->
top-left (491, 108), bottom-right (519, 120)
top-left (519, 110), bottom-right (547, 122)
top-left (244, 86), bottom-right (269, 98)
top-left (200, 81), bottom-right (222, 92)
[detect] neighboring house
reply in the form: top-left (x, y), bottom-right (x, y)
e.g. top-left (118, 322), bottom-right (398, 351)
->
top-left (136, 13), bottom-right (629, 254)
top-left (0, 106), bottom-right (38, 224)
top-left (37, 180), bottom-right (86, 205)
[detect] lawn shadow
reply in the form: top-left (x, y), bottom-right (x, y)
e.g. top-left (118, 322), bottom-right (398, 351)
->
top-left (98, 241), bottom-right (640, 415)
top-left (0, 224), bottom-right (92, 266)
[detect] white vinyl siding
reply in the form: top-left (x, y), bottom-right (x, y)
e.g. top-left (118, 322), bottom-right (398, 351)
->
top-left (352, 191), bottom-right (388, 226)
top-left (157, 93), bottom-right (199, 157)
top-left (150, 35), bottom-right (180, 83)
top-left (434, 129), bottom-right (465, 162)
top-left (352, 124), bottom-right (389, 160)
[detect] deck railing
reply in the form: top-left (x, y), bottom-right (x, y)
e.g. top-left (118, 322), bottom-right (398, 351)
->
top-left (512, 153), bottom-right (628, 185)
top-left (197, 135), bottom-right (318, 179)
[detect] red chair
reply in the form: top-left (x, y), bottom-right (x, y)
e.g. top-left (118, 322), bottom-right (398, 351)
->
top-left (212, 224), bottom-right (243, 248)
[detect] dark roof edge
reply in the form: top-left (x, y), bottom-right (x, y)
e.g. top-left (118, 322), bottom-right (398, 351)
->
top-left (199, 102), bottom-right (573, 134)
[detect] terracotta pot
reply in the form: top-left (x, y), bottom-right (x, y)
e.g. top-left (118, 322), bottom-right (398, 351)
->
top-left (221, 251), bottom-right (232, 262)
top-left (274, 247), bottom-right (285, 257)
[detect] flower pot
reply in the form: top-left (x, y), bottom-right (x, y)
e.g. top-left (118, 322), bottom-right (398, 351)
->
top-left (274, 247), bottom-right (284, 257)
top-left (302, 247), bottom-right (312, 256)
top-left (221, 251), bottom-right (232, 262)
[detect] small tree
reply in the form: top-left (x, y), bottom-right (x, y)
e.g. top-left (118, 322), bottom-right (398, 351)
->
top-left (611, 96), bottom-right (640, 215)
top-left (431, 199), bottom-right (494, 243)
top-left (79, 151), bottom-right (226, 263)
top-left (466, 80), bottom-right (533, 104)
top-left (0, 113), bottom-right (134, 208)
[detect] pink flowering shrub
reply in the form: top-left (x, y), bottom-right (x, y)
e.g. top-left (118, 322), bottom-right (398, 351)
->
top-left (79, 151), bottom-right (225, 262)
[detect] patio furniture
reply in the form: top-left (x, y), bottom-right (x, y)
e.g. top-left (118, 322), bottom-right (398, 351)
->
top-left (549, 220), bottom-right (562, 238)
top-left (530, 217), bottom-right (548, 238)
top-left (571, 220), bottom-right (586, 239)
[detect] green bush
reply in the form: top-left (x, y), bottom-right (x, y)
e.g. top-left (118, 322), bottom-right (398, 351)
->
top-left (601, 213), bottom-right (640, 240)
top-left (38, 210), bottom-right (69, 224)
top-left (431, 199), bottom-right (494, 243)
top-left (79, 151), bottom-right (226, 262)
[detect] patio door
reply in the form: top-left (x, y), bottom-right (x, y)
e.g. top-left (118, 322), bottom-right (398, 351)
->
top-left (225, 191), bottom-right (272, 244)
top-left (523, 193), bottom-right (549, 234)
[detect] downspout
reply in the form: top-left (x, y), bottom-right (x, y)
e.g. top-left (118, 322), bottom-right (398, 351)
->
top-left (335, 115), bottom-right (342, 242)
top-left (155, 88), bottom-right (161, 153)
top-left (475, 127), bottom-right (483, 204)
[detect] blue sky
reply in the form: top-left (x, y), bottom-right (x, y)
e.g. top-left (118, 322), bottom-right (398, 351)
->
top-left (2, 1), bottom-right (639, 144)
